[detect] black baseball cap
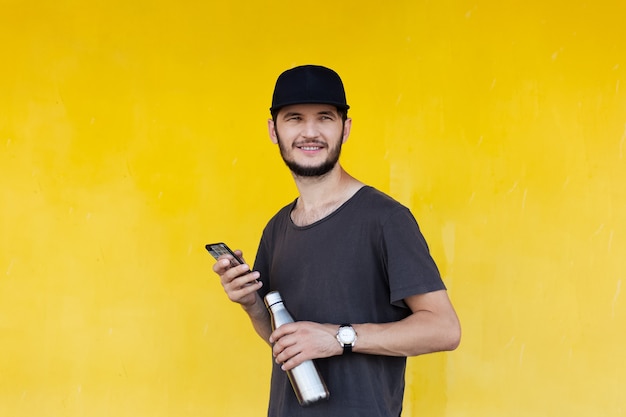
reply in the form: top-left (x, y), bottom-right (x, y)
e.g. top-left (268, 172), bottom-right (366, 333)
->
top-left (270, 65), bottom-right (350, 113)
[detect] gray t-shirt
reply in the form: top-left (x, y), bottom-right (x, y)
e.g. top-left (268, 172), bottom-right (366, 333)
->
top-left (254, 186), bottom-right (445, 417)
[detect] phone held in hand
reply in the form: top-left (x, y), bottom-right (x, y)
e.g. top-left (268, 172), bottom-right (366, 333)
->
top-left (205, 242), bottom-right (251, 272)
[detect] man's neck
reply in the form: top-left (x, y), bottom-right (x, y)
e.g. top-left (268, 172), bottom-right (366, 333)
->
top-left (290, 165), bottom-right (364, 226)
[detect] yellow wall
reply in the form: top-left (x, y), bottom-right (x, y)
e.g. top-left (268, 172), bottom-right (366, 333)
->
top-left (1, 1), bottom-right (625, 416)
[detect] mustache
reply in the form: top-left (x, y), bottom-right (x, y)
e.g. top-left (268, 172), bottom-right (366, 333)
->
top-left (293, 140), bottom-right (326, 147)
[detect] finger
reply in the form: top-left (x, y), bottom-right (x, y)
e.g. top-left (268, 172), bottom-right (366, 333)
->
top-left (230, 263), bottom-right (253, 276)
top-left (273, 339), bottom-right (296, 362)
top-left (278, 349), bottom-right (304, 371)
top-left (226, 272), bottom-right (260, 288)
top-left (272, 329), bottom-right (299, 355)
top-left (222, 264), bottom-right (255, 283)
top-left (269, 322), bottom-right (295, 344)
top-left (212, 258), bottom-right (231, 274)
top-left (224, 278), bottom-right (262, 303)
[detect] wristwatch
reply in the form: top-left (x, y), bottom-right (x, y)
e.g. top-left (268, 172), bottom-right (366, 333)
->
top-left (336, 324), bottom-right (357, 354)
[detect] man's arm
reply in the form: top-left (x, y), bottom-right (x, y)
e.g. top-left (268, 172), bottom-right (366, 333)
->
top-left (352, 290), bottom-right (461, 356)
top-left (213, 255), bottom-right (273, 344)
top-left (270, 289), bottom-right (460, 371)
top-left (240, 292), bottom-right (273, 345)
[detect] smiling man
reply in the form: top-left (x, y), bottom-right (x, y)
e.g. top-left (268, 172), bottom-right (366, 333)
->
top-left (271, 104), bottom-right (347, 178)
top-left (212, 65), bottom-right (461, 417)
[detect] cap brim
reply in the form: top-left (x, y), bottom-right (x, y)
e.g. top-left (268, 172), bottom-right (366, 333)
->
top-left (270, 100), bottom-right (350, 113)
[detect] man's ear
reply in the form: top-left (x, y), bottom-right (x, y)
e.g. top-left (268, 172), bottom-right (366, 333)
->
top-left (268, 119), bottom-right (278, 144)
top-left (342, 118), bottom-right (352, 144)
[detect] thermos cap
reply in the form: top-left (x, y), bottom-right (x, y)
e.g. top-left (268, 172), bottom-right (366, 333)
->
top-left (264, 291), bottom-right (283, 308)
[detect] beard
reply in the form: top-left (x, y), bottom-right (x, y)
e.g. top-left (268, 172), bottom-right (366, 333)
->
top-left (276, 130), bottom-right (344, 177)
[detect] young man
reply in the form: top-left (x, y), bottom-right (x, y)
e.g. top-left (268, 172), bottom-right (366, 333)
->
top-left (212, 65), bottom-right (461, 417)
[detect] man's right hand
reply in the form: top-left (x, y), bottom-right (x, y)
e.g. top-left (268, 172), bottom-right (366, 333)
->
top-left (212, 252), bottom-right (262, 309)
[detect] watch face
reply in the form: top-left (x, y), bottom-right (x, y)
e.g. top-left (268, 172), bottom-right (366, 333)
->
top-left (338, 326), bottom-right (356, 344)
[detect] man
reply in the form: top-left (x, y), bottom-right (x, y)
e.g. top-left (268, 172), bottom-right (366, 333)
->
top-left (212, 65), bottom-right (461, 417)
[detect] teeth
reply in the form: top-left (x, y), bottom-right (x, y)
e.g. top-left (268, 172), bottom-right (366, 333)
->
top-left (301, 146), bottom-right (320, 150)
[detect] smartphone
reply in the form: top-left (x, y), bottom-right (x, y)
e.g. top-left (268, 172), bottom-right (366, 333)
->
top-left (205, 242), bottom-right (251, 272)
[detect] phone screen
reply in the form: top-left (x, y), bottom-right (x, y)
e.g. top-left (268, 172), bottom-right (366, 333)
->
top-left (205, 243), bottom-right (249, 270)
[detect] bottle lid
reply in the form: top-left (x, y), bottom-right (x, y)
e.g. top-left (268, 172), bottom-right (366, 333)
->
top-left (264, 291), bottom-right (283, 308)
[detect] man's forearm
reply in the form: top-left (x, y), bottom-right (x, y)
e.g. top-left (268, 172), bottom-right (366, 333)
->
top-left (243, 293), bottom-right (273, 345)
top-left (353, 290), bottom-right (461, 357)
top-left (353, 311), bottom-right (460, 357)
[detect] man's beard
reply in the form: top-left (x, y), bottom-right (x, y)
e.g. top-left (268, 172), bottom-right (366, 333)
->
top-left (276, 131), bottom-right (344, 178)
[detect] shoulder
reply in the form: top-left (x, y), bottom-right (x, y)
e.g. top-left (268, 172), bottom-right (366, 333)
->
top-left (260, 199), bottom-right (295, 238)
top-left (352, 186), bottom-right (412, 219)
top-left (354, 186), bottom-right (400, 205)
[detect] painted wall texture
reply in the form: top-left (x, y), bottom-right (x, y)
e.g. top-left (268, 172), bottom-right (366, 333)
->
top-left (1, 1), bottom-right (625, 416)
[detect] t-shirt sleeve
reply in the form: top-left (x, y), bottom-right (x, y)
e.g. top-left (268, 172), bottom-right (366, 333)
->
top-left (381, 207), bottom-right (446, 306)
top-left (253, 229), bottom-right (272, 300)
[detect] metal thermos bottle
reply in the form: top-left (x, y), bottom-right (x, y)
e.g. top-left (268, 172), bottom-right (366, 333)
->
top-left (264, 291), bottom-right (330, 406)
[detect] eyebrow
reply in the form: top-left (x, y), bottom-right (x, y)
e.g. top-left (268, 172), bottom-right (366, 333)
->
top-left (281, 110), bottom-right (338, 119)
top-left (281, 111), bottom-right (303, 119)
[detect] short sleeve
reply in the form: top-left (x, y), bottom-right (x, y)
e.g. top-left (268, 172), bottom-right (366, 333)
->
top-left (381, 207), bottom-right (446, 306)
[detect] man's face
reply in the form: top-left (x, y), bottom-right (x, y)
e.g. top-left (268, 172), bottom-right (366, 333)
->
top-left (268, 104), bottom-right (351, 178)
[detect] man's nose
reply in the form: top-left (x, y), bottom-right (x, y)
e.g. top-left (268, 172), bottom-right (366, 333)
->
top-left (301, 120), bottom-right (320, 138)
